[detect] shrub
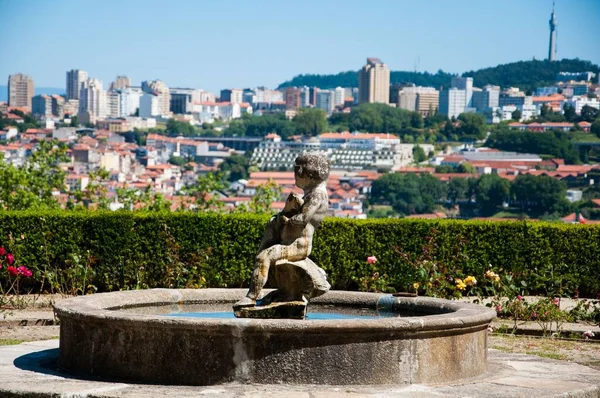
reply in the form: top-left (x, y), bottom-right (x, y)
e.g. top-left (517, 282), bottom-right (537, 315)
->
top-left (0, 211), bottom-right (599, 298)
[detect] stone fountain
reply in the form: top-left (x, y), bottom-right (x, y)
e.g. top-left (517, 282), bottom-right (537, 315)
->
top-left (54, 152), bottom-right (495, 386)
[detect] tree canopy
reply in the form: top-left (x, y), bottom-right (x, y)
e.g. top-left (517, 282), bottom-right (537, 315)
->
top-left (485, 127), bottom-right (580, 164)
top-left (278, 59), bottom-right (599, 91)
top-left (510, 174), bottom-right (571, 216)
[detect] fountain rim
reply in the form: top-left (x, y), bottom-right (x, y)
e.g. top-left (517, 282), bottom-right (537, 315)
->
top-left (54, 288), bottom-right (495, 333)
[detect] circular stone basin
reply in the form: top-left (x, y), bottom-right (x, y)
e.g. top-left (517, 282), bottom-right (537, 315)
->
top-left (54, 289), bottom-right (495, 386)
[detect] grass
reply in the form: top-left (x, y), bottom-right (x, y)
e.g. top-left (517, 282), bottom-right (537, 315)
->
top-left (490, 335), bottom-right (600, 370)
top-left (570, 132), bottom-right (600, 143)
top-left (525, 351), bottom-right (567, 360)
top-left (0, 339), bottom-right (27, 345)
top-left (491, 210), bottom-right (527, 219)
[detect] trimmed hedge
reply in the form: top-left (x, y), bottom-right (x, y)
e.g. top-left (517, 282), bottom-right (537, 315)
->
top-left (0, 211), bottom-right (599, 297)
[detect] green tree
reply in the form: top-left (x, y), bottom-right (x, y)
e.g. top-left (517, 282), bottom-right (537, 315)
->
top-left (579, 105), bottom-right (599, 122)
top-left (292, 108), bottom-right (328, 136)
top-left (183, 172), bottom-right (228, 211)
top-left (412, 145), bottom-right (427, 163)
top-left (69, 115), bottom-right (79, 127)
top-left (370, 173), bottom-right (445, 216)
top-left (0, 140), bottom-right (70, 210)
top-left (563, 104), bottom-right (576, 123)
top-left (456, 162), bottom-right (475, 173)
top-left (248, 179), bottom-right (281, 214)
top-left (591, 119), bottom-right (600, 139)
top-left (457, 113), bottom-right (487, 140)
top-left (474, 174), bottom-right (510, 216)
top-left (486, 128), bottom-right (580, 164)
top-left (511, 109), bottom-right (522, 121)
top-left (167, 119), bottom-right (197, 137)
top-left (218, 154), bottom-right (250, 182)
top-left (69, 168), bottom-right (111, 210)
top-left (510, 174), bottom-right (572, 216)
top-left (168, 156), bottom-right (187, 167)
top-left (447, 178), bottom-right (469, 204)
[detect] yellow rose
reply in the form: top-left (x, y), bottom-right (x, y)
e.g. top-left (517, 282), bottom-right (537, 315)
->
top-left (464, 276), bottom-right (477, 286)
top-left (412, 282), bottom-right (421, 289)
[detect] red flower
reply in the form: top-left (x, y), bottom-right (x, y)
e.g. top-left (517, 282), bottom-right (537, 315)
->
top-left (17, 266), bottom-right (32, 278)
top-left (0, 247), bottom-right (5, 256)
top-left (367, 256), bottom-right (378, 264)
top-left (6, 253), bottom-right (14, 265)
top-left (7, 266), bottom-right (18, 276)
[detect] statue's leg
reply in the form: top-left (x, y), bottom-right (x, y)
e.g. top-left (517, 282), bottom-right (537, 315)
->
top-left (246, 245), bottom-right (283, 300)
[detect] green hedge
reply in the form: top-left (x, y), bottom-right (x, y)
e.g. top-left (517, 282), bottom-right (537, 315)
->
top-left (0, 211), bottom-right (599, 297)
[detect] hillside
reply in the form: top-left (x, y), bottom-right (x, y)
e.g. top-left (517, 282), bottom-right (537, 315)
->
top-left (277, 59), bottom-right (599, 91)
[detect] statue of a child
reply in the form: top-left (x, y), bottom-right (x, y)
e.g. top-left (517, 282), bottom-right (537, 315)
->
top-left (236, 152), bottom-right (330, 307)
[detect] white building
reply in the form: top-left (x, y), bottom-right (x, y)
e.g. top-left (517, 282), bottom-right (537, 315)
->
top-left (567, 96), bottom-right (600, 114)
top-left (316, 90), bottom-right (334, 113)
top-left (124, 116), bottom-right (156, 129)
top-left (333, 87), bottom-right (345, 107)
top-left (79, 78), bottom-right (108, 122)
top-left (139, 92), bottom-right (161, 118)
top-left (439, 88), bottom-right (467, 119)
top-left (120, 87), bottom-right (142, 117)
top-left (191, 102), bottom-right (252, 123)
top-left (66, 69), bottom-right (88, 100)
top-left (451, 77), bottom-right (473, 108)
top-left (472, 85), bottom-right (500, 112)
top-left (142, 80), bottom-right (170, 116)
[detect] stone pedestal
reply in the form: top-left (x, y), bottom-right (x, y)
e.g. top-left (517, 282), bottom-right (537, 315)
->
top-left (233, 258), bottom-right (330, 319)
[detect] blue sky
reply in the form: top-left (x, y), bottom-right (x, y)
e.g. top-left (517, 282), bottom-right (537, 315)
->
top-left (1, 0), bottom-right (599, 93)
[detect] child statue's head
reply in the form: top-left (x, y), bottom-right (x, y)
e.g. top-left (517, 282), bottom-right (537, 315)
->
top-left (294, 152), bottom-right (330, 188)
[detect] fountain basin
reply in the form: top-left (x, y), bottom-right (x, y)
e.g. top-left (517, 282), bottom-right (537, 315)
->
top-left (54, 288), bottom-right (495, 386)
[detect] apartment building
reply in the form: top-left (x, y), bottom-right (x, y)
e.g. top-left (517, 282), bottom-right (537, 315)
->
top-left (358, 58), bottom-right (390, 104)
top-left (66, 69), bottom-right (88, 100)
top-left (8, 73), bottom-right (34, 110)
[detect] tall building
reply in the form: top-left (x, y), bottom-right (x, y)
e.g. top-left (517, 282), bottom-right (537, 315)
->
top-left (308, 87), bottom-right (319, 106)
top-left (472, 85), bottom-right (500, 112)
top-left (110, 75), bottom-right (131, 90)
top-left (79, 78), bottom-right (108, 123)
top-left (333, 87), bottom-right (345, 107)
top-left (32, 95), bottom-right (53, 117)
top-left (548, 2), bottom-right (557, 62)
top-left (8, 73), bottom-right (34, 110)
top-left (358, 58), bottom-right (390, 104)
top-left (316, 90), bottom-right (334, 113)
top-left (107, 90), bottom-right (122, 118)
top-left (66, 69), bottom-right (88, 100)
top-left (439, 88), bottom-right (467, 119)
top-left (139, 92), bottom-right (161, 118)
top-left (299, 86), bottom-right (311, 107)
top-left (284, 87), bottom-right (301, 110)
top-left (451, 76), bottom-right (473, 108)
top-left (120, 87), bottom-right (142, 117)
top-left (142, 80), bottom-right (170, 115)
top-left (51, 95), bottom-right (65, 119)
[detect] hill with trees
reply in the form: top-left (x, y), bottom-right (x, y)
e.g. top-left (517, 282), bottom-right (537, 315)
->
top-left (277, 59), bottom-right (599, 90)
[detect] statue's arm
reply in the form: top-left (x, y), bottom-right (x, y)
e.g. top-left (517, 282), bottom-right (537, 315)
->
top-left (288, 191), bottom-right (327, 226)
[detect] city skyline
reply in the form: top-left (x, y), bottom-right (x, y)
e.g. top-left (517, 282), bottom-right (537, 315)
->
top-left (1, 0), bottom-right (599, 93)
